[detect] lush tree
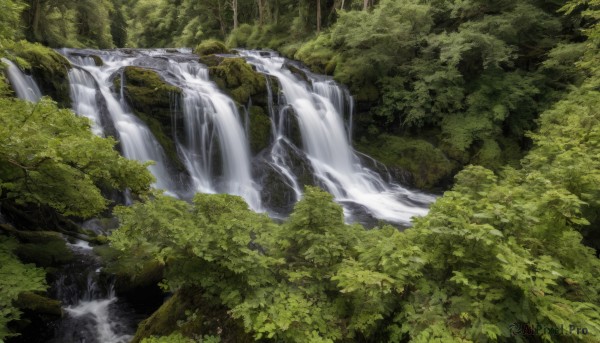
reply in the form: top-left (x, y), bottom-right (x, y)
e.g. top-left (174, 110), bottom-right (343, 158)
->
top-left (0, 97), bottom-right (153, 218)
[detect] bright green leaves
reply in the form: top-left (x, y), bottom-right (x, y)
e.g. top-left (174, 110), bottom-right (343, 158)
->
top-left (0, 97), bottom-right (153, 217)
top-left (0, 237), bottom-right (46, 340)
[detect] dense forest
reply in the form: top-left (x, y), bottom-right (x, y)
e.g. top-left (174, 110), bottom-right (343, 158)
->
top-left (1, 0), bottom-right (600, 342)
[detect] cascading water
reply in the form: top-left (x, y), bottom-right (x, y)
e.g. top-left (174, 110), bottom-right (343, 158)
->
top-left (241, 51), bottom-right (434, 224)
top-left (48, 240), bottom-right (136, 343)
top-left (57, 48), bottom-right (430, 223)
top-left (61, 50), bottom-right (180, 196)
top-left (166, 61), bottom-right (262, 210)
top-left (67, 57), bottom-right (105, 136)
top-left (1, 58), bottom-right (43, 102)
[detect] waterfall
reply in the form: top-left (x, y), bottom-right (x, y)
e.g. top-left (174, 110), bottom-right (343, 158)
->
top-left (49, 240), bottom-right (135, 343)
top-left (56, 48), bottom-right (430, 224)
top-left (167, 61), bottom-right (262, 210)
top-left (67, 57), bottom-right (105, 135)
top-left (241, 51), bottom-right (434, 224)
top-left (61, 51), bottom-right (180, 196)
top-left (1, 58), bottom-right (43, 102)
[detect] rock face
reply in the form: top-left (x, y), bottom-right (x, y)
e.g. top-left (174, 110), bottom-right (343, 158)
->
top-left (116, 66), bottom-right (185, 172)
top-left (12, 42), bottom-right (72, 107)
top-left (247, 105), bottom-right (272, 154)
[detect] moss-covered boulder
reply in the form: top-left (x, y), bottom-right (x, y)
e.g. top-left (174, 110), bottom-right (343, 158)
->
top-left (357, 134), bottom-right (456, 190)
top-left (9, 41), bottom-right (72, 107)
top-left (248, 106), bottom-right (271, 153)
top-left (0, 224), bottom-right (74, 267)
top-left (14, 292), bottom-right (62, 316)
top-left (117, 66), bottom-right (184, 171)
top-left (132, 287), bottom-right (252, 343)
top-left (208, 57), bottom-right (267, 106)
top-left (194, 39), bottom-right (230, 57)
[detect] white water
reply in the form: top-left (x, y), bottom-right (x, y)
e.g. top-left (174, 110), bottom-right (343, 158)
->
top-left (241, 51), bottom-right (434, 224)
top-left (53, 242), bottom-right (134, 343)
top-left (62, 51), bottom-right (179, 196)
top-left (67, 57), bottom-right (105, 135)
top-left (167, 61), bottom-right (262, 210)
top-left (2, 58), bottom-right (43, 102)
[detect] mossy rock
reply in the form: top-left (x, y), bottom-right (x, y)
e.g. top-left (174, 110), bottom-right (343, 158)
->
top-left (10, 41), bottom-right (72, 107)
top-left (90, 55), bottom-right (103, 66)
top-left (194, 39), bottom-right (230, 57)
top-left (95, 245), bottom-right (164, 294)
top-left (208, 57), bottom-right (267, 106)
top-left (117, 66), bottom-right (185, 171)
top-left (199, 54), bottom-right (225, 67)
top-left (248, 106), bottom-right (272, 154)
top-left (14, 292), bottom-right (62, 316)
top-left (357, 134), bottom-right (456, 190)
top-left (132, 287), bottom-right (252, 343)
top-left (286, 63), bottom-right (309, 83)
top-left (0, 224), bottom-right (74, 267)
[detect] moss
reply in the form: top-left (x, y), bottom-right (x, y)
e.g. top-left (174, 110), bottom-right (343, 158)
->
top-left (118, 66), bottom-right (184, 171)
top-left (14, 292), bottom-right (62, 316)
top-left (131, 287), bottom-right (252, 343)
top-left (199, 54), bottom-right (225, 67)
top-left (248, 106), bottom-right (272, 153)
top-left (194, 39), bottom-right (230, 57)
top-left (208, 57), bottom-right (267, 105)
top-left (0, 224), bottom-right (74, 267)
top-left (357, 134), bottom-right (456, 190)
top-left (9, 41), bottom-right (72, 107)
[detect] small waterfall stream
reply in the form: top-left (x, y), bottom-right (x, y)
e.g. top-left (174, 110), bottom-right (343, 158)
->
top-left (48, 240), bottom-right (136, 343)
top-left (1, 58), bottom-right (43, 102)
top-left (167, 61), bottom-right (262, 210)
top-left (62, 51), bottom-right (181, 196)
top-left (241, 50), bottom-right (434, 224)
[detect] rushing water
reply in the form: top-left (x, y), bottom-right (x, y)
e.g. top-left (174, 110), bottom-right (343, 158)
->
top-left (48, 239), bottom-right (137, 343)
top-left (241, 50), bottom-right (434, 224)
top-left (1, 58), bottom-right (43, 102)
top-left (6, 48), bottom-right (433, 224)
top-left (167, 61), bottom-right (262, 210)
top-left (62, 50), bottom-right (181, 196)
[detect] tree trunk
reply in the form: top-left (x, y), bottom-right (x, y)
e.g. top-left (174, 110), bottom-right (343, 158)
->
top-left (363, 0), bottom-right (369, 11)
top-left (31, 0), bottom-right (43, 41)
top-left (232, 0), bottom-right (238, 29)
top-left (316, 0), bottom-right (321, 32)
top-left (257, 0), bottom-right (264, 25)
top-left (341, 0), bottom-right (345, 10)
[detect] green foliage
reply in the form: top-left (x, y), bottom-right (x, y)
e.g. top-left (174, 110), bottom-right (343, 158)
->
top-left (111, 70), bottom-right (600, 340)
top-left (0, 97), bottom-right (153, 217)
top-left (0, 237), bottom-right (46, 340)
top-left (357, 134), bottom-right (455, 189)
top-left (0, 0), bottom-right (26, 41)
